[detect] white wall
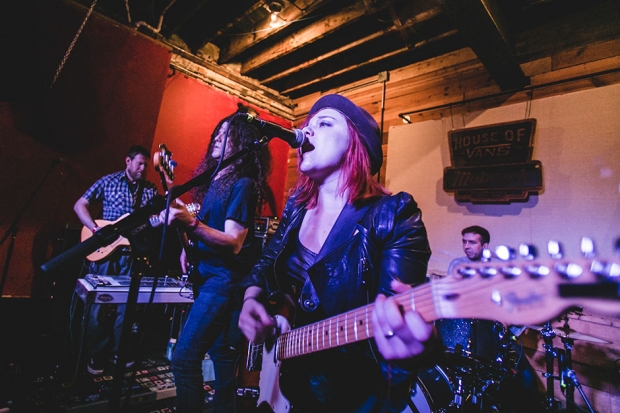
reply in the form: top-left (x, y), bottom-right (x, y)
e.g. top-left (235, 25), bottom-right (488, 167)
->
top-left (386, 84), bottom-right (620, 275)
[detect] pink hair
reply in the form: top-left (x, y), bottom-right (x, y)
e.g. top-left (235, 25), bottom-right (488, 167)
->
top-left (292, 117), bottom-right (389, 209)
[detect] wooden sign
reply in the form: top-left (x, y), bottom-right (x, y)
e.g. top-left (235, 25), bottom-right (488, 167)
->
top-left (443, 119), bottom-right (543, 202)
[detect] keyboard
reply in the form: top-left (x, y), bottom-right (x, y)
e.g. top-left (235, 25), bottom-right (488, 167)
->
top-left (75, 275), bottom-right (194, 304)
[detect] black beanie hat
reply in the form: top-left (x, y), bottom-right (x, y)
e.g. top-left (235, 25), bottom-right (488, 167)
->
top-left (308, 94), bottom-right (383, 175)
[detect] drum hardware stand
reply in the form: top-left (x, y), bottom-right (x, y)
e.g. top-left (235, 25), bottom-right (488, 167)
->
top-left (541, 322), bottom-right (561, 413)
top-left (451, 375), bottom-right (464, 410)
top-left (558, 316), bottom-right (594, 413)
top-left (472, 378), bottom-right (495, 405)
top-left (540, 317), bottom-right (595, 413)
top-left (561, 367), bottom-right (594, 413)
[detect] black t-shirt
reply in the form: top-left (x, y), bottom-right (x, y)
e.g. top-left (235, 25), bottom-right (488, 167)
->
top-left (192, 177), bottom-right (257, 296)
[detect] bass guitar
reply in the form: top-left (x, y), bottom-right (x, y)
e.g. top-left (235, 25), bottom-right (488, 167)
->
top-left (240, 254), bottom-right (620, 413)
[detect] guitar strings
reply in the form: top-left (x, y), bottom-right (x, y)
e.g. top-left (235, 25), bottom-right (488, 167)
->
top-left (276, 275), bottom-right (514, 360)
top-left (278, 284), bottom-right (439, 359)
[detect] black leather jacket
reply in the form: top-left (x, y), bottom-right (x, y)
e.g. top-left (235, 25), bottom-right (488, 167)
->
top-left (238, 191), bottom-right (431, 411)
top-left (238, 191), bottom-right (431, 412)
top-left (240, 191), bottom-right (431, 316)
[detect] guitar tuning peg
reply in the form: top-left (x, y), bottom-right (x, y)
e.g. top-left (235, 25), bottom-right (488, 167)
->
top-left (590, 260), bottom-right (620, 279)
top-left (554, 262), bottom-right (584, 279)
top-left (482, 248), bottom-right (493, 261)
top-left (547, 240), bottom-right (563, 259)
top-left (456, 266), bottom-right (477, 278)
top-left (580, 237), bottom-right (596, 258)
top-left (518, 244), bottom-right (538, 260)
top-left (495, 245), bottom-right (516, 261)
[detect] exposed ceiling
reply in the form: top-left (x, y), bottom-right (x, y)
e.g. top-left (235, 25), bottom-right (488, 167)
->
top-left (22, 0), bottom-right (620, 101)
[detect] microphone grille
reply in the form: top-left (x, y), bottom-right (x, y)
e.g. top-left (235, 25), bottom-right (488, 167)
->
top-left (292, 129), bottom-right (305, 148)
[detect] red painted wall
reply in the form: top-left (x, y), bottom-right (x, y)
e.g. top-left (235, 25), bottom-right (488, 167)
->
top-left (149, 74), bottom-right (290, 217)
top-left (0, 0), bottom-right (289, 298)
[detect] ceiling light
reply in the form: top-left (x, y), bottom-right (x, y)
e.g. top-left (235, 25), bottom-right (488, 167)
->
top-left (267, 1), bottom-right (285, 28)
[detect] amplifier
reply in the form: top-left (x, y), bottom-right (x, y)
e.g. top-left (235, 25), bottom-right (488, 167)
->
top-left (254, 216), bottom-right (280, 236)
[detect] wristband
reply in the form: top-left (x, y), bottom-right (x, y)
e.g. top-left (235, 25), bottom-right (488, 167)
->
top-left (188, 218), bottom-right (200, 233)
top-left (92, 225), bottom-right (99, 233)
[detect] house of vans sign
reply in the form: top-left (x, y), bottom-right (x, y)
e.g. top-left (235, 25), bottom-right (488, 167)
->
top-left (443, 119), bottom-right (543, 202)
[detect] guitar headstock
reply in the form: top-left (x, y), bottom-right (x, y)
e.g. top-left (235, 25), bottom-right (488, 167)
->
top-left (186, 203), bottom-right (201, 217)
top-left (153, 143), bottom-right (176, 185)
top-left (437, 238), bottom-right (620, 326)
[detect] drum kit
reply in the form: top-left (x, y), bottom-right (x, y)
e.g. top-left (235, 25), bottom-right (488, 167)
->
top-left (405, 318), bottom-right (517, 413)
top-left (405, 310), bottom-right (610, 413)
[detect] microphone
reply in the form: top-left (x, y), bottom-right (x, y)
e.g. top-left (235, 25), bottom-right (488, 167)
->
top-left (243, 114), bottom-right (305, 148)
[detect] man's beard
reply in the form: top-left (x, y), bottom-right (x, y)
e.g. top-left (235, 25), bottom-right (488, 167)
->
top-left (128, 170), bottom-right (143, 182)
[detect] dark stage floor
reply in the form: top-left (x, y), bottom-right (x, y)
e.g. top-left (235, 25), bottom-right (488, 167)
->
top-left (0, 297), bottom-right (214, 413)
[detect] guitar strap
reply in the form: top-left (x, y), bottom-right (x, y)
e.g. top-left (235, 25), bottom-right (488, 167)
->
top-left (133, 181), bottom-right (145, 209)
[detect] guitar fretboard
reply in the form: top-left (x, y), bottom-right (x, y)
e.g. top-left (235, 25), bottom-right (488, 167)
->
top-left (276, 283), bottom-right (437, 360)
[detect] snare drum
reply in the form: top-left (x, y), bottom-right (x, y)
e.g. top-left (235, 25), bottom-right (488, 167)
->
top-left (403, 365), bottom-right (454, 413)
top-left (435, 319), bottom-right (505, 366)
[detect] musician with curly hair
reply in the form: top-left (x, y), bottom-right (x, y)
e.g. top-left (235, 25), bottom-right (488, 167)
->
top-left (163, 108), bottom-right (272, 413)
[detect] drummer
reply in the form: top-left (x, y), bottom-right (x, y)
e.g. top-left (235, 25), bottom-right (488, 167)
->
top-left (447, 225), bottom-right (490, 275)
top-left (445, 225), bottom-right (543, 412)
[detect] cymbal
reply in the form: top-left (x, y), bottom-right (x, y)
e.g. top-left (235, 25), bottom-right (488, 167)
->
top-left (526, 325), bottom-right (611, 344)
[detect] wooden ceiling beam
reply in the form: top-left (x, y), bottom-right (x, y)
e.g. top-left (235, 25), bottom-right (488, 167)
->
top-left (385, 2), bottom-right (411, 47)
top-left (440, 0), bottom-right (529, 90)
top-left (240, 1), bottom-right (372, 73)
top-left (259, 6), bottom-right (443, 83)
top-left (280, 29), bottom-right (457, 95)
top-left (218, 0), bottom-right (333, 63)
top-left (206, 2), bottom-right (268, 42)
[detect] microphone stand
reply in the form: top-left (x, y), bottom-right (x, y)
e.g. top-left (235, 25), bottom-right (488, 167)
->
top-left (1, 159), bottom-right (61, 297)
top-left (40, 135), bottom-right (271, 411)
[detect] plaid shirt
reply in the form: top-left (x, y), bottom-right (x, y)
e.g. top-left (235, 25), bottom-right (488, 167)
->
top-left (81, 170), bottom-right (158, 221)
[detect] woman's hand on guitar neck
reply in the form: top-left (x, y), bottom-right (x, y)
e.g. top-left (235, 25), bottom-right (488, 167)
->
top-left (372, 279), bottom-right (434, 361)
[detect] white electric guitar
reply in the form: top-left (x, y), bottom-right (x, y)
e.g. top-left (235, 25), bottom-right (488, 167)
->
top-left (240, 253), bottom-right (620, 413)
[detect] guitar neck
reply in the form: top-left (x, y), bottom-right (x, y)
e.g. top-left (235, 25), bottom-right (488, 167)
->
top-left (276, 285), bottom-right (434, 360)
top-left (275, 256), bottom-right (620, 361)
top-left (147, 203), bottom-right (200, 228)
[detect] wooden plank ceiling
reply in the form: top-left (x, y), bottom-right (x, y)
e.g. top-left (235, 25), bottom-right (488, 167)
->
top-left (65, 0), bottom-right (620, 101)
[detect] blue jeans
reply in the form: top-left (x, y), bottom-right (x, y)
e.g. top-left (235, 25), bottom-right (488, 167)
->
top-left (86, 303), bottom-right (127, 357)
top-left (85, 253), bottom-right (132, 359)
top-left (171, 289), bottom-right (239, 413)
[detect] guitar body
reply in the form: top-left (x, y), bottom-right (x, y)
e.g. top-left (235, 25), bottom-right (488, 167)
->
top-left (80, 215), bottom-right (130, 262)
top-left (236, 294), bottom-right (297, 413)
top-left (255, 315), bottom-right (291, 413)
